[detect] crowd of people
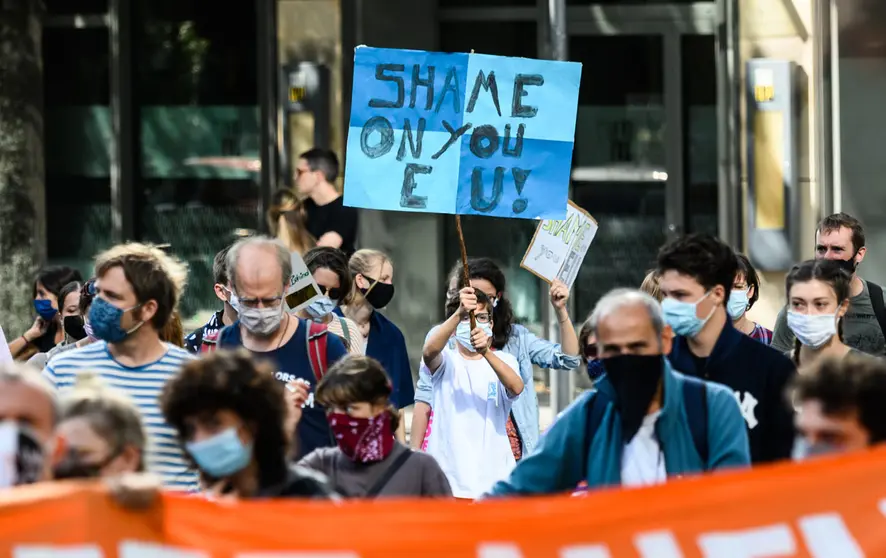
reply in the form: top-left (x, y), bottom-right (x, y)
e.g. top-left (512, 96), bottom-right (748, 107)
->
top-left (1, 148), bottom-right (885, 506)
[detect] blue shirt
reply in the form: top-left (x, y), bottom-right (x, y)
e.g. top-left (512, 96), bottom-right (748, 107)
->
top-left (218, 318), bottom-right (348, 458)
top-left (43, 342), bottom-right (198, 492)
top-left (335, 308), bottom-right (415, 409)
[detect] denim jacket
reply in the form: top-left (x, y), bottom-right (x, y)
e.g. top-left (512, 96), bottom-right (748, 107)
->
top-left (416, 323), bottom-right (581, 455)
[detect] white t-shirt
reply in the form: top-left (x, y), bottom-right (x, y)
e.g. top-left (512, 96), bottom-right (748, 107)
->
top-left (620, 411), bottom-right (667, 487)
top-left (426, 346), bottom-right (520, 498)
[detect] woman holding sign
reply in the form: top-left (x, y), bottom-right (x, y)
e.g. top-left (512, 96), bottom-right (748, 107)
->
top-left (412, 258), bottom-right (581, 460)
top-left (337, 249), bottom-right (414, 443)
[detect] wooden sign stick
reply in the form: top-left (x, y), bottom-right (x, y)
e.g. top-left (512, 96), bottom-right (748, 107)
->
top-left (455, 215), bottom-right (477, 330)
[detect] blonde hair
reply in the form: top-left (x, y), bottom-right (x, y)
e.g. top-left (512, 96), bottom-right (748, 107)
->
top-left (348, 249), bottom-right (391, 305)
top-left (0, 362), bottom-right (59, 425)
top-left (94, 242), bottom-right (189, 331)
top-left (640, 269), bottom-right (663, 302)
top-left (62, 372), bottom-right (146, 471)
top-left (267, 190), bottom-right (315, 255)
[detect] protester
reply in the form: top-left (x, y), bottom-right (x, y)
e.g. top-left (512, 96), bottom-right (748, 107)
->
top-left (792, 353), bottom-right (886, 459)
top-left (785, 259), bottom-right (865, 368)
top-left (657, 233), bottom-right (796, 463)
top-left (486, 289), bottom-right (749, 497)
top-left (578, 318), bottom-right (604, 382)
top-left (9, 265), bottom-right (83, 361)
top-left (53, 372), bottom-right (145, 479)
top-left (730, 254), bottom-right (772, 344)
top-left (161, 350), bottom-right (336, 499)
top-left (423, 286), bottom-right (523, 499)
top-left (296, 247), bottom-right (364, 354)
top-left (338, 249), bottom-right (413, 442)
top-left (267, 189), bottom-right (315, 256)
top-left (291, 355), bottom-right (451, 498)
top-left (412, 258), bottom-right (581, 459)
top-left (185, 245), bottom-right (239, 353)
top-left (772, 213), bottom-right (886, 356)
top-left (0, 363), bottom-right (60, 487)
top-left (295, 148), bottom-right (358, 255)
top-left (43, 242), bottom-right (197, 491)
top-left (28, 280), bottom-right (85, 369)
top-left (216, 236), bottom-right (348, 458)
top-left (640, 269), bottom-right (663, 302)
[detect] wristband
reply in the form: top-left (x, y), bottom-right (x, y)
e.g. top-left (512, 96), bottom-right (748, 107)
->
top-left (21, 335), bottom-right (30, 345)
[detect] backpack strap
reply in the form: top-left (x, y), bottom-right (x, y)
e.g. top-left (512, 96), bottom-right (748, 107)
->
top-left (306, 321), bottom-right (329, 383)
top-left (337, 315), bottom-right (352, 347)
top-left (681, 376), bottom-right (709, 467)
top-left (365, 449), bottom-right (413, 498)
top-left (866, 281), bottom-right (886, 340)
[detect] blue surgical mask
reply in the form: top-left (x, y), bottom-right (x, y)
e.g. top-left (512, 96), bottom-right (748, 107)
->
top-left (455, 320), bottom-right (493, 353)
top-left (586, 359), bottom-right (606, 381)
top-left (662, 292), bottom-right (714, 338)
top-left (727, 289), bottom-right (749, 320)
top-left (304, 295), bottom-right (338, 321)
top-left (787, 311), bottom-right (837, 349)
top-left (792, 436), bottom-right (841, 461)
top-left (185, 427), bottom-right (252, 478)
top-left (34, 299), bottom-right (57, 321)
top-left (88, 297), bottom-right (143, 344)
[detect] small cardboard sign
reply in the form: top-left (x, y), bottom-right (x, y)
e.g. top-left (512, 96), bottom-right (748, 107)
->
top-left (520, 200), bottom-right (597, 289)
top-left (285, 252), bottom-right (322, 312)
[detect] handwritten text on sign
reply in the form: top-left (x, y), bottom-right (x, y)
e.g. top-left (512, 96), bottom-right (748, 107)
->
top-left (343, 47), bottom-right (582, 220)
top-left (521, 200), bottom-right (597, 290)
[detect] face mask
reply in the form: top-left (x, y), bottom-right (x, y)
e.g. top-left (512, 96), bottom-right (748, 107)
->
top-left (52, 448), bottom-right (118, 480)
top-left (600, 354), bottom-right (663, 442)
top-left (328, 412), bottom-right (394, 463)
top-left (238, 303), bottom-right (284, 337)
top-left (186, 427), bottom-right (252, 478)
top-left (791, 437), bottom-right (841, 461)
top-left (455, 320), bottom-right (493, 353)
top-left (833, 254), bottom-right (858, 275)
top-left (88, 297), bottom-right (144, 344)
top-left (34, 299), bottom-right (57, 321)
top-left (83, 321), bottom-right (95, 340)
top-left (63, 315), bottom-right (87, 341)
top-left (224, 288), bottom-right (241, 314)
top-left (304, 295), bottom-right (338, 321)
top-left (787, 311), bottom-right (837, 349)
top-left (0, 421), bottom-right (46, 488)
top-left (361, 276), bottom-right (395, 309)
top-left (662, 292), bottom-right (715, 338)
top-left (586, 359), bottom-right (606, 381)
top-left (727, 289), bottom-right (749, 320)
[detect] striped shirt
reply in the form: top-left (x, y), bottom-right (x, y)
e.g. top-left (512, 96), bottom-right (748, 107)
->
top-left (43, 341), bottom-right (197, 491)
top-left (749, 323), bottom-right (774, 345)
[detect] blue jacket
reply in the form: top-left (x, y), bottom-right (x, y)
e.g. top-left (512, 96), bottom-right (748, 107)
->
top-left (668, 318), bottom-right (797, 463)
top-left (487, 359), bottom-right (750, 495)
top-left (416, 323), bottom-right (581, 455)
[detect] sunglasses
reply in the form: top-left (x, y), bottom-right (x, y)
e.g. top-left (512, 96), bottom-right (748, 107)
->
top-left (583, 343), bottom-right (598, 360)
top-left (318, 285), bottom-right (343, 300)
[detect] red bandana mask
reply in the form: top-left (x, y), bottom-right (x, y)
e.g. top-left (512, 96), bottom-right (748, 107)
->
top-left (327, 412), bottom-right (394, 463)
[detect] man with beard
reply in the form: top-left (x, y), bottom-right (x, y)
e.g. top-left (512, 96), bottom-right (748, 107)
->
top-left (217, 236), bottom-right (347, 458)
top-left (772, 213), bottom-right (886, 356)
top-left (485, 289), bottom-right (749, 496)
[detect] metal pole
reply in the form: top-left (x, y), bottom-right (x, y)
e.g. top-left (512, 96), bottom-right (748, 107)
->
top-left (715, 0), bottom-right (742, 249)
top-left (257, 0), bottom-right (279, 234)
top-left (546, 0), bottom-right (571, 415)
top-left (109, 0), bottom-right (134, 243)
top-left (813, 0), bottom-right (834, 218)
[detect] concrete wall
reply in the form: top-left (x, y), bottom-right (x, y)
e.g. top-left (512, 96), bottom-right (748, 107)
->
top-left (740, 0), bottom-right (818, 329)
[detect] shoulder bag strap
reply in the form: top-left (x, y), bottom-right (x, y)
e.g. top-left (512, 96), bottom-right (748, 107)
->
top-left (866, 281), bottom-right (886, 340)
top-left (365, 448), bottom-right (413, 498)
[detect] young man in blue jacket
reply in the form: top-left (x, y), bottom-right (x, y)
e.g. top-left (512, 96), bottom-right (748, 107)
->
top-left (657, 234), bottom-right (797, 463)
top-left (486, 289), bottom-right (749, 496)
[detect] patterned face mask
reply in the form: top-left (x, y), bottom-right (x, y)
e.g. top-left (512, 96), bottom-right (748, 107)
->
top-left (327, 412), bottom-right (394, 463)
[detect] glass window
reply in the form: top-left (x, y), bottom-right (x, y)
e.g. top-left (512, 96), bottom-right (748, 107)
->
top-left (45, 0), bottom-right (108, 15)
top-left (682, 34), bottom-right (717, 236)
top-left (43, 27), bottom-right (111, 276)
top-left (569, 34), bottom-right (667, 322)
top-left (134, 0), bottom-right (259, 318)
top-left (439, 0), bottom-right (534, 7)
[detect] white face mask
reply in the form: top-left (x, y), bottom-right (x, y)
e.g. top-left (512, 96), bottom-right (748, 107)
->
top-left (239, 303), bottom-right (284, 337)
top-left (787, 311), bottom-right (838, 349)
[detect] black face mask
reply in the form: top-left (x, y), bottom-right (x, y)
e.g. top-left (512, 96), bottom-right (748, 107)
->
top-left (361, 276), bottom-right (395, 309)
top-left (0, 421), bottom-right (45, 488)
top-left (833, 253), bottom-right (858, 275)
top-left (63, 315), bottom-right (87, 341)
top-left (52, 448), bottom-right (117, 480)
top-left (601, 354), bottom-right (664, 442)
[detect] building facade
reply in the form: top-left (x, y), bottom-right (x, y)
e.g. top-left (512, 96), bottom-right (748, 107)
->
top-left (43, 0), bottom-right (881, 400)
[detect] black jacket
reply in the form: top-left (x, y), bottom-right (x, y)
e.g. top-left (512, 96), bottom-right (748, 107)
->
top-left (668, 318), bottom-right (797, 464)
top-left (256, 465), bottom-right (340, 500)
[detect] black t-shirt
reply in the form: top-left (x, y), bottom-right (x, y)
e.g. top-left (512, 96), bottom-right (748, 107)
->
top-left (33, 322), bottom-right (60, 354)
top-left (303, 196), bottom-right (359, 255)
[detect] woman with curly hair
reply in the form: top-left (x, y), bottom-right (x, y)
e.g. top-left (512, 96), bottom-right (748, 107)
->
top-left (291, 355), bottom-right (451, 498)
top-left (160, 350), bottom-right (336, 499)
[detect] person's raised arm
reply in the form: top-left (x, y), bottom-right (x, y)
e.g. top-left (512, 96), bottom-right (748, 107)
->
top-left (550, 280), bottom-right (579, 357)
top-left (423, 287), bottom-right (476, 373)
top-left (472, 327), bottom-right (523, 396)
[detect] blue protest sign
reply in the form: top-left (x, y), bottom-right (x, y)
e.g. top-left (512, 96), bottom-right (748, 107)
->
top-left (344, 47), bottom-right (582, 220)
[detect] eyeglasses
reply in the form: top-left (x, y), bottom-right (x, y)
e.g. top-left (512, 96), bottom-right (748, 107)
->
top-left (318, 285), bottom-right (343, 300)
top-left (462, 312), bottom-right (491, 324)
top-left (583, 343), bottom-right (598, 361)
top-left (237, 295), bottom-right (284, 309)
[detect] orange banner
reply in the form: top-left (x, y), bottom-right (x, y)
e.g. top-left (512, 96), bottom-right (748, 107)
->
top-left (3, 448), bottom-right (886, 557)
